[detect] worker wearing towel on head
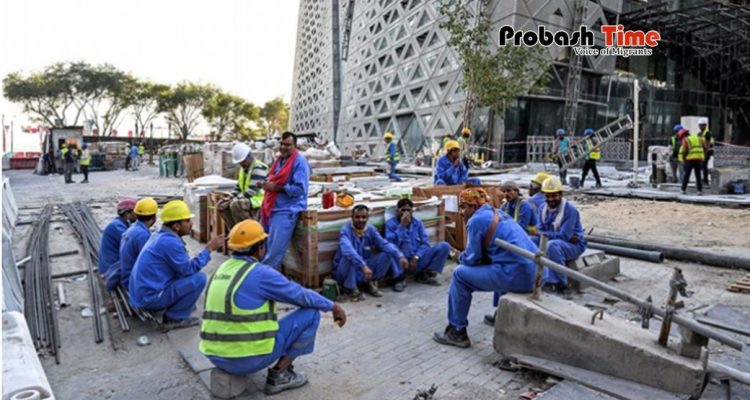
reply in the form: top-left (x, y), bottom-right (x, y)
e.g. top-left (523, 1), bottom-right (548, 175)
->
top-left (527, 172), bottom-right (550, 214)
top-left (332, 204), bottom-right (409, 302)
top-left (129, 200), bottom-right (225, 329)
top-left (99, 198), bottom-right (137, 279)
top-left (530, 177), bottom-right (587, 292)
top-left (433, 188), bottom-right (538, 348)
top-left (118, 197), bottom-right (159, 291)
top-left (200, 219), bottom-right (347, 396)
top-left (258, 131), bottom-right (310, 270)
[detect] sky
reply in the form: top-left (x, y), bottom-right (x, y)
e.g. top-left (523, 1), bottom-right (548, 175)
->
top-left (0, 0), bottom-right (300, 152)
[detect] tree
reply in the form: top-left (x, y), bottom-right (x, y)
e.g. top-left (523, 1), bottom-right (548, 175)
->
top-left (202, 91), bottom-right (260, 140)
top-left (157, 82), bottom-right (216, 139)
top-left (439, 0), bottom-right (549, 127)
top-left (259, 97), bottom-right (289, 137)
top-left (125, 80), bottom-right (168, 137)
top-left (77, 63), bottom-right (135, 136)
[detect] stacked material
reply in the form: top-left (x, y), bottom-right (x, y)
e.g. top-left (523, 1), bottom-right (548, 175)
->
top-left (183, 175), bottom-right (237, 236)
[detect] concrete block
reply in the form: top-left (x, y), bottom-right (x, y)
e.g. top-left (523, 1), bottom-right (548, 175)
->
top-left (493, 293), bottom-right (705, 397)
top-left (565, 249), bottom-right (621, 291)
top-left (209, 368), bottom-right (247, 399)
top-left (678, 325), bottom-right (708, 360)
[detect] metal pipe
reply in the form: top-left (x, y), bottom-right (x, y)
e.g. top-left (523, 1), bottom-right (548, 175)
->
top-left (587, 242), bottom-right (664, 263)
top-left (493, 238), bottom-right (744, 351)
top-left (50, 250), bottom-right (79, 258)
top-left (588, 234), bottom-right (750, 271)
top-left (56, 282), bottom-right (68, 308)
top-left (707, 361), bottom-right (750, 386)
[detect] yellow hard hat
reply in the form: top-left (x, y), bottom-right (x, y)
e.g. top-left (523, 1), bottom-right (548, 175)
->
top-left (227, 219), bottom-right (268, 251)
top-left (541, 177), bottom-right (564, 193)
top-left (384, 131), bottom-right (394, 139)
top-left (445, 140), bottom-right (460, 152)
top-left (531, 172), bottom-right (551, 186)
top-left (462, 127), bottom-right (471, 135)
top-left (134, 197), bottom-right (159, 216)
top-left (160, 200), bottom-right (194, 223)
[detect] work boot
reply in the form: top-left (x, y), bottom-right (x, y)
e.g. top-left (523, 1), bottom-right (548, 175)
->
top-left (697, 191), bottom-right (704, 196)
top-left (392, 274), bottom-right (406, 292)
top-left (162, 315), bottom-right (200, 331)
top-left (483, 314), bottom-right (495, 327)
top-left (433, 325), bottom-right (471, 348)
top-left (415, 271), bottom-right (440, 286)
top-left (595, 183), bottom-right (603, 188)
top-left (363, 281), bottom-right (382, 297)
top-left (264, 365), bottom-right (308, 395)
top-left (343, 287), bottom-right (364, 302)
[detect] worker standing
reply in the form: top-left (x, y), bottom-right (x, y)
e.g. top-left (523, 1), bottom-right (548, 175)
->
top-left (527, 172), bottom-right (550, 214)
top-left (680, 130), bottom-right (707, 195)
top-left (138, 142), bottom-right (145, 163)
top-left (332, 205), bottom-right (409, 301)
top-left (669, 124), bottom-right (683, 183)
top-left (434, 140), bottom-right (469, 185)
top-left (60, 142), bottom-right (77, 184)
top-left (99, 197), bottom-right (137, 287)
top-left (259, 132), bottom-right (309, 269)
top-left (79, 143), bottom-right (91, 183)
top-left (219, 143), bottom-right (268, 229)
top-left (200, 220), bottom-right (347, 396)
top-left (129, 200), bottom-right (225, 328)
top-left (118, 197), bottom-right (159, 291)
top-left (553, 129), bottom-right (570, 184)
top-left (530, 177), bottom-right (587, 293)
top-left (697, 118), bottom-right (714, 186)
top-left (130, 143), bottom-right (140, 171)
top-left (457, 127), bottom-right (471, 168)
top-left (432, 188), bottom-right (538, 348)
top-left (383, 131), bottom-right (402, 182)
top-left (580, 128), bottom-right (603, 188)
top-left (385, 198), bottom-right (451, 286)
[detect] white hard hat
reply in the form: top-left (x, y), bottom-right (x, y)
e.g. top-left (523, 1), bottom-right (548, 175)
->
top-left (231, 142), bottom-right (252, 164)
top-left (698, 118), bottom-right (708, 125)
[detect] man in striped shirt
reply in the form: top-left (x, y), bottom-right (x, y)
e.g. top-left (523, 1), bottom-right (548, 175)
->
top-left (219, 143), bottom-right (268, 229)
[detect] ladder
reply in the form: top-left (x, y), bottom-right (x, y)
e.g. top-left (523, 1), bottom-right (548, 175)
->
top-left (553, 114), bottom-right (634, 173)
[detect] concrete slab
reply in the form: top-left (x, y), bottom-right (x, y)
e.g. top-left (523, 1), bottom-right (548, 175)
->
top-left (566, 249), bottom-right (621, 291)
top-left (493, 293), bottom-right (706, 397)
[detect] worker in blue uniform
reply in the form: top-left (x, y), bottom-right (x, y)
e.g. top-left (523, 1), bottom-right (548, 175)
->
top-left (530, 177), bottom-right (587, 292)
top-left (384, 131), bottom-right (402, 181)
top-left (433, 188), bottom-right (538, 348)
top-left (553, 129), bottom-right (570, 184)
top-left (259, 131), bottom-right (310, 270)
top-left (434, 140), bottom-right (469, 185)
top-left (527, 172), bottom-right (550, 214)
top-left (99, 197), bottom-right (137, 278)
top-left (332, 204), bottom-right (410, 301)
top-left (118, 197), bottom-right (159, 291)
top-left (129, 200), bottom-right (225, 328)
top-left (385, 198), bottom-right (451, 286)
top-left (200, 219), bottom-right (347, 396)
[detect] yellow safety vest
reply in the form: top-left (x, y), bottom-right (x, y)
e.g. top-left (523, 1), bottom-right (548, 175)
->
top-left (80, 149), bottom-right (91, 166)
top-left (199, 259), bottom-right (278, 358)
top-left (585, 139), bottom-right (601, 160)
top-left (237, 160), bottom-right (266, 208)
top-left (684, 135), bottom-right (705, 161)
top-left (138, 145), bottom-right (145, 156)
top-left (385, 142), bottom-right (400, 162)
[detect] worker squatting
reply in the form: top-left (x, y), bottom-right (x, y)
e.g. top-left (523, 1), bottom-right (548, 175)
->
top-left (97, 131), bottom-right (589, 396)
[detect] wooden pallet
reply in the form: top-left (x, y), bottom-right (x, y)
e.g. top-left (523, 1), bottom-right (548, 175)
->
top-left (206, 192), bottom-right (229, 254)
top-left (183, 153), bottom-right (205, 183)
top-left (728, 274), bottom-right (750, 293)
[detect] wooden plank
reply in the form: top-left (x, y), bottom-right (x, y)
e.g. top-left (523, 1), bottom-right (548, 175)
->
top-left (514, 355), bottom-right (689, 400)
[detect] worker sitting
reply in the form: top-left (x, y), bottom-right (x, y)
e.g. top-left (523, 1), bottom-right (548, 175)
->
top-left (385, 198), bottom-right (451, 286)
top-left (129, 200), bottom-right (225, 328)
top-left (530, 177), bottom-right (587, 293)
top-left (527, 172), bottom-right (550, 214)
top-left (219, 142), bottom-right (268, 229)
top-left (433, 188), bottom-right (538, 348)
top-left (200, 220), bottom-right (347, 396)
top-left (434, 140), bottom-right (469, 185)
top-left (99, 198), bottom-right (137, 281)
top-left (332, 204), bottom-right (410, 301)
top-left (118, 197), bottom-right (159, 291)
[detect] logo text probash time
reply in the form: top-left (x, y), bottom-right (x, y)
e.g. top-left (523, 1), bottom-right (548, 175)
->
top-left (499, 25), bottom-right (661, 47)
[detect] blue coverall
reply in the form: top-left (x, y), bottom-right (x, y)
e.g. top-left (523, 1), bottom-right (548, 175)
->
top-left (386, 142), bottom-right (402, 182)
top-left (434, 155), bottom-right (469, 185)
top-left (98, 217), bottom-right (129, 275)
top-left (533, 200), bottom-right (587, 286)
top-left (332, 223), bottom-right (405, 290)
top-left (119, 220), bottom-right (152, 290)
top-left (492, 199), bottom-right (538, 306)
top-left (528, 192), bottom-right (546, 214)
top-left (129, 228), bottom-right (211, 320)
top-left (385, 217), bottom-right (450, 275)
top-left (261, 154), bottom-right (310, 269)
top-left (448, 204), bottom-right (538, 330)
top-left (207, 256), bottom-right (333, 375)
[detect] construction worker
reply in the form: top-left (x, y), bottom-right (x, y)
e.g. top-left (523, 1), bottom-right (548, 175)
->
top-left (669, 124), bottom-right (684, 183)
top-left (500, 181), bottom-right (537, 234)
top-left (553, 129), bottom-right (569, 184)
top-left (530, 177), bottom-right (587, 292)
top-left (580, 128), bottom-right (603, 188)
top-left (434, 140), bottom-right (468, 185)
top-left (680, 129), bottom-right (707, 195)
top-left (129, 200), bottom-right (225, 328)
top-left (138, 142), bottom-right (145, 161)
top-left (125, 144), bottom-right (132, 171)
top-left (332, 204), bottom-right (410, 301)
top-left (433, 188), bottom-right (538, 348)
top-left (527, 172), bottom-right (550, 214)
top-left (383, 131), bottom-right (402, 182)
top-left (60, 142), bottom-right (77, 184)
top-left (200, 220), bottom-right (347, 395)
top-left (118, 197), bottom-right (159, 291)
top-left (130, 143), bottom-right (140, 170)
top-left (98, 197), bottom-right (137, 277)
top-left (79, 143), bottom-right (91, 183)
top-left (259, 132), bottom-right (310, 269)
top-left (385, 198), bottom-right (451, 286)
top-left (458, 127), bottom-right (471, 168)
top-left (697, 118), bottom-right (714, 185)
top-left (219, 143), bottom-right (268, 229)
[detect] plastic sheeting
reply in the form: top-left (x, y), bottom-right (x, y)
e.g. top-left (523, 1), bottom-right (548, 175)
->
top-left (2, 178), bottom-right (23, 312)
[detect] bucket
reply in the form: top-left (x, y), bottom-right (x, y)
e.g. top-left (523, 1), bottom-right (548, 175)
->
top-left (322, 278), bottom-right (338, 301)
top-left (569, 176), bottom-right (581, 189)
